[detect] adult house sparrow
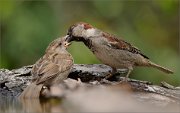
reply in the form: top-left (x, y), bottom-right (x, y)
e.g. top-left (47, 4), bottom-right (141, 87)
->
top-left (66, 22), bottom-right (173, 81)
top-left (19, 36), bottom-right (73, 99)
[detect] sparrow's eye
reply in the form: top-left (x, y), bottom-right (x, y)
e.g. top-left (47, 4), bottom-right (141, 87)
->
top-left (59, 42), bottom-right (62, 46)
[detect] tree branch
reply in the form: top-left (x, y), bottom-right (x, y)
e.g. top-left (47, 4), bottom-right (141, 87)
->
top-left (0, 64), bottom-right (180, 112)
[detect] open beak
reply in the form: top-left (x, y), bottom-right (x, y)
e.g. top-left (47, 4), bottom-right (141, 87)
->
top-left (64, 35), bottom-right (72, 47)
top-left (64, 41), bottom-right (71, 48)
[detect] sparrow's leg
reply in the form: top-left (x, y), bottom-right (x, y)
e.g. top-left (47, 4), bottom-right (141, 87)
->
top-left (105, 67), bottom-right (117, 79)
top-left (124, 67), bottom-right (133, 82)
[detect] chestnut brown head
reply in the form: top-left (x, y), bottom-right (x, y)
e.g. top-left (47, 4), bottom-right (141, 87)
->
top-left (66, 22), bottom-right (97, 42)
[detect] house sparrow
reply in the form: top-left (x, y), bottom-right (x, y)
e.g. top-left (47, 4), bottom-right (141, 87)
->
top-left (66, 22), bottom-right (173, 81)
top-left (19, 36), bottom-right (73, 99)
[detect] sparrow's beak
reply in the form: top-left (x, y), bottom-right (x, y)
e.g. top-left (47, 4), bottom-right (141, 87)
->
top-left (64, 41), bottom-right (71, 48)
top-left (65, 34), bottom-right (74, 42)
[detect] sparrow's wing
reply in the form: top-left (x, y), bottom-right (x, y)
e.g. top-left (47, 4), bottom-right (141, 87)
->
top-left (32, 60), bottom-right (59, 85)
top-left (103, 32), bottom-right (149, 59)
top-left (32, 53), bottom-right (73, 85)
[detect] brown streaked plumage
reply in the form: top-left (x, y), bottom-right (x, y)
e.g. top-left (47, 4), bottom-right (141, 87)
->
top-left (19, 36), bottom-right (73, 99)
top-left (102, 32), bottom-right (149, 59)
top-left (66, 22), bottom-right (173, 81)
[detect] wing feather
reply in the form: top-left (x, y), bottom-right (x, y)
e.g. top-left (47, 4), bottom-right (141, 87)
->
top-left (102, 32), bottom-right (149, 59)
top-left (31, 53), bottom-right (73, 85)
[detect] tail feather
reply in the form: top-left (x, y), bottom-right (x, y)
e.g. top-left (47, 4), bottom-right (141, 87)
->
top-left (148, 61), bottom-right (173, 74)
top-left (19, 83), bottom-right (43, 99)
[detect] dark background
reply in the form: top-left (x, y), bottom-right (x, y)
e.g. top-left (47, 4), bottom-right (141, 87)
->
top-left (0, 0), bottom-right (179, 85)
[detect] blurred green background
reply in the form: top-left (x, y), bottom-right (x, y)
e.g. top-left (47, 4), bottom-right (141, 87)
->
top-left (0, 0), bottom-right (179, 86)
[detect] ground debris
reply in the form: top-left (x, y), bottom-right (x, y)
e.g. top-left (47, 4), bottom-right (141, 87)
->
top-left (1, 64), bottom-right (180, 112)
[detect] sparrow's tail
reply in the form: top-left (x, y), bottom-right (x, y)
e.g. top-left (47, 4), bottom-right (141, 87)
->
top-left (148, 61), bottom-right (173, 74)
top-left (19, 82), bottom-right (43, 99)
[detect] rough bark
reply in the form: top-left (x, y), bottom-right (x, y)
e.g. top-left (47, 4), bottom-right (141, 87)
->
top-left (0, 64), bottom-right (180, 112)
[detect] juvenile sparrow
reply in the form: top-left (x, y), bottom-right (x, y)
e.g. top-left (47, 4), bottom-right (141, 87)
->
top-left (66, 22), bottom-right (173, 81)
top-left (19, 36), bottom-right (73, 99)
